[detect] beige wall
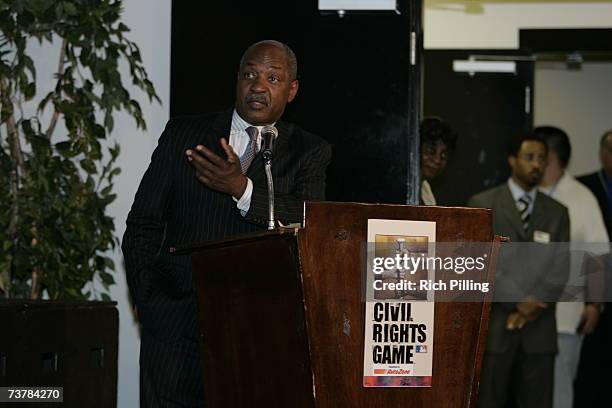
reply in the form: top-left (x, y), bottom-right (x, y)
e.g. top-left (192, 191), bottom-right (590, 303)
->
top-left (425, 0), bottom-right (612, 49)
top-left (534, 61), bottom-right (612, 176)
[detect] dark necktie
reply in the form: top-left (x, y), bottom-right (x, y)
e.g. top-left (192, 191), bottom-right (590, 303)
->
top-left (240, 126), bottom-right (259, 174)
top-left (517, 194), bottom-right (532, 232)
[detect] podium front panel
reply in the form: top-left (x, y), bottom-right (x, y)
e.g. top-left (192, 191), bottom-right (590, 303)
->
top-left (191, 232), bottom-right (315, 408)
top-left (298, 202), bottom-right (494, 408)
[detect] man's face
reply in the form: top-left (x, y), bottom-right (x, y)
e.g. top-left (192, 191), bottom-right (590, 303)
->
top-left (600, 134), bottom-right (612, 174)
top-left (235, 44), bottom-right (298, 125)
top-left (508, 140), bottom-right (548, 189)
top-left (421, 141), bottom-right (450, 181)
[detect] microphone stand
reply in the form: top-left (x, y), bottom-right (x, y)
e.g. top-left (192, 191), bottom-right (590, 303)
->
top-left (262, 151), bottom-right (275, 230)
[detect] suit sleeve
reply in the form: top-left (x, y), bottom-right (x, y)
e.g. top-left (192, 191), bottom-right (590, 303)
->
top-left (245, 140), bottom-right (332, 225)
top-left (468, 194), bottom-right (519, 311)
top-left (121, 120), bottom-right (178, 311)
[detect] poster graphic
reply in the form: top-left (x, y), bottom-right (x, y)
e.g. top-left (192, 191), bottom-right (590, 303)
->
top-left (363, 219), bottom-right (436, 387)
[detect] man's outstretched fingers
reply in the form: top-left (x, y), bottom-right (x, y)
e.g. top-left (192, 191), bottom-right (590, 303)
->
top-left (220, 138), bottom-right (239, 163)
top-left (196, 144), bottom-right (226, 167)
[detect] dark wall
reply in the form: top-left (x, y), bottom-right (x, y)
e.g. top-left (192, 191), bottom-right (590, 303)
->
top-left (171, 1), bottom-right (421, 204)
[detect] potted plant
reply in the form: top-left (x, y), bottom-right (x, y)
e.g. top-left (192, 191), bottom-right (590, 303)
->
top-left (0, 1), bottom-right (157, 405)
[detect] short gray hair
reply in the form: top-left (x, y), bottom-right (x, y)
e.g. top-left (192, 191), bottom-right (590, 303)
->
top-left (601, 129), bottom-right (612, 147)
top-left (239, 40), bottom-right (298, 81)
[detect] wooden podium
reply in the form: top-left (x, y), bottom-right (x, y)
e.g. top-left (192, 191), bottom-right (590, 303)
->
top-left (182, 202), bottom-right (497, 407)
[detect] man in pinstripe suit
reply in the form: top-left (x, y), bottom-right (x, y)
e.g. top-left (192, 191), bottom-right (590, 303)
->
top-left (122, 40), bottom-right (331, 407)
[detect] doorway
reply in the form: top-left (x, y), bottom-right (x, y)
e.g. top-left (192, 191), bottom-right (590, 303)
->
top-left (423, 28), bottom-right (612, 206)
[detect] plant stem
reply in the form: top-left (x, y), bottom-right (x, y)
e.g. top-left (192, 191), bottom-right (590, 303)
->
top-left (2, 78), bottom-right (27, 217)
top-left (45, 37), bottom-right (67, 139)
top-left (5, 114), bottom-right (26, 178)
top-left (1, 79), bottom-right (27, 298)
top-left (30, 267), bottom-right (41, 299)
top-left (4, 164), bottom-right (18, 297)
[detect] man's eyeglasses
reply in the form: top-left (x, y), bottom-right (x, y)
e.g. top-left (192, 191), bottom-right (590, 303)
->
top-left (518, 153), bottom-right (547, 164)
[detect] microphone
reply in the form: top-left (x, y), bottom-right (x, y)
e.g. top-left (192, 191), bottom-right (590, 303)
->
top-left (261, 125), bottom-right (278, 163)
top-left (260, 125), bottom-right (278, 230)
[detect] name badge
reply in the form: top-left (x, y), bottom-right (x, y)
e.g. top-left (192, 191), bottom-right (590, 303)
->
top-left (533, 230), bottom-right (551, 243)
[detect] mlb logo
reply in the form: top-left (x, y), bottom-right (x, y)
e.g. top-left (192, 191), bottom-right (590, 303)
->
top-left (416, 345), bottom-right (428, 353)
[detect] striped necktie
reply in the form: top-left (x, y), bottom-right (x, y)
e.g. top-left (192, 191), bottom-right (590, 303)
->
top-left (517, 194), bottom-right (532, 232)
top-left (240, 126), bottom-right (259, 174)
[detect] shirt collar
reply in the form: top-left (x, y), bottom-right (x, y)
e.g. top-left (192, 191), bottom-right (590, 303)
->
top-left (507, 177), bottom-right (537, 203)
top-left (231, 110), bottom-right (276, 134)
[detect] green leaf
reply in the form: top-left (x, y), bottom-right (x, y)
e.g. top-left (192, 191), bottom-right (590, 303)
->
top-left (100, 185), bottom-right (113, 196)
top-left (55, 141), bottom-right (71, 152)
top-left (104, 112), bottom-right (114, 131)
top-left (55, 141), bottom-right (79, 158)
top-left (80, 158), bottom-right (97, 174)
top-left (26, 0), bottom-right (53, 13)
top-left (37, 91), bottom-right (54, 112)
top-left (21, 119), bottom-right (34, 136)
top-left (23, 82), bottom-right (36, 100)
top-left (99, 271), bottom-right (114, 285)
top-left (104, 257), bottom-right (115, 270)
top-left (1, 101), bottom-right (13, 123)
top-left (100, 193), bottom-right (117, 206)
top-left (109, 143), bottom-right (120, 158)
top-left (22, 55), bottom-right (36, 78)
top-left (54, 2), bottom-right (63, 18)
top-left (80, 47), bottom-right (90, 63)
top-left (100, 293), bottom-right (111, 301)
top-left (16, 10), bottom-right (35, 27)
top-left (64, 2), bottom-right (77, 15)
top-left (66, 287), bottom-right (80, 298)
top-left (0, 274), bottom-right (8, 293)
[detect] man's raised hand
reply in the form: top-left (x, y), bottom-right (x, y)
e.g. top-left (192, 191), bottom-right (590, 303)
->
top-left (186, 138), bottom-right (247, 198)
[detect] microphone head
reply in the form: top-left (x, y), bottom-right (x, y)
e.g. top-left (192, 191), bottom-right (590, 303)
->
top-left (261, 125), bottom-right (278, 139)
top-left (261, 125), bottom-right (278, 162)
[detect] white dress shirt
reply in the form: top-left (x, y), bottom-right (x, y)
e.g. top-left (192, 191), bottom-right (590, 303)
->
top-left (540, 172), bottom-right (610, 333)
top-left (507, 177), bottom-right (537, 215)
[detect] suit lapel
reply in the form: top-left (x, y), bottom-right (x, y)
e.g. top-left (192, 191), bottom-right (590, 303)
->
top-left (499, 185), bottom-right (528, 240)
top-left (529, 192), bottom-right (548, 238)
top-left (271, 120), bottom-right (290, 162)
top-left (204, 109), bottom-right (233, 157)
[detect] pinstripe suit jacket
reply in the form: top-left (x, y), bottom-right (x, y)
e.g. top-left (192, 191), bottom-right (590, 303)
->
top-left (122, 110), bottom-right (331, 338)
